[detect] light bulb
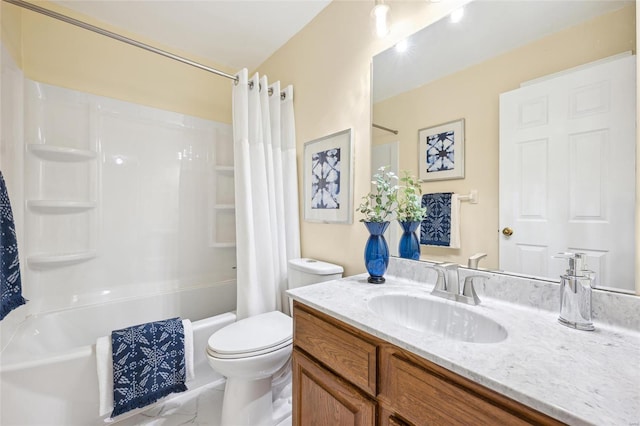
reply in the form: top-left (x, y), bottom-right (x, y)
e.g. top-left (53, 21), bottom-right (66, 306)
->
top-left (372, 2), bottom-right (390, 38)
top-left (395, 39), bottom-right (408, 53)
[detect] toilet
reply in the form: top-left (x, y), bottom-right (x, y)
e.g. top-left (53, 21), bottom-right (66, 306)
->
top-left (206, 258), bottom-right (343, 426)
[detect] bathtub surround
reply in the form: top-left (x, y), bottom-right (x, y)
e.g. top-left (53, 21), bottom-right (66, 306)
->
top-left (232, 69), bottom-right (300, 319)
top-left (0, 79), bottom-right (239, 425)
top-left (18, 80), bottom-right (236, 314)
top-left (0, 171), bottom-right (26, 320)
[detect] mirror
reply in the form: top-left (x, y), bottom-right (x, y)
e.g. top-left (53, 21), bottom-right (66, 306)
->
top-left (372, 0), bottom-right (636, 294)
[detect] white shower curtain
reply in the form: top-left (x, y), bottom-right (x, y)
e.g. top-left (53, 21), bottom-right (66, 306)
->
top-left (232, 69), bottom-right (301, 320)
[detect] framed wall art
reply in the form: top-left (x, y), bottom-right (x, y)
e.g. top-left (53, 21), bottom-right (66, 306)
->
top-left (303, 128), bottom-right (353, 224)
top-left (418, 118), bottom-right (465, 181)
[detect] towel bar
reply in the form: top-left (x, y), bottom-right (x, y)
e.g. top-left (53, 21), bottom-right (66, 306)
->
top-left (458, 190), bottom-right (478, 204)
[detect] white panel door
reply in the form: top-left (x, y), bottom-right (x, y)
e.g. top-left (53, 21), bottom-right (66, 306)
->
top-left (372, 141), bottom-right (399, 256)
top-left (499, 55), bottom-right (636, 291)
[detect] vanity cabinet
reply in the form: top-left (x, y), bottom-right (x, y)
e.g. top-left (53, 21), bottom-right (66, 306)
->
top-left (292, 302), bottom-right (564, 426)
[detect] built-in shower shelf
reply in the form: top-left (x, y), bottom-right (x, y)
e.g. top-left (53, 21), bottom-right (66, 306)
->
top-left (28, 251), bottom-right (97, 268)
top-left (215, 166), bottom-right (234, 174)
top-left (214, 204), bottom-right (235, 210)
top-left (27, 144), bottom-right (97, 162)
top-left (27, 200), bottom-right (97, 214)
top-left (211, 242), bottom-right (236, 248)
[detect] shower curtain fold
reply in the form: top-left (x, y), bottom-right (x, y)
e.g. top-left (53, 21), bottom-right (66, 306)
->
top-left (232, 69), bottom-right (300, 320)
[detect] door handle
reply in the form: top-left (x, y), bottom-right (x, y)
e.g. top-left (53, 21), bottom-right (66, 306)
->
top-left (502, 227), bottom-right (513, 237)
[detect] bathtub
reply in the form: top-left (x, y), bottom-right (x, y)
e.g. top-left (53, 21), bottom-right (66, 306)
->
top-left (0, 281), bottom-right (237, 426)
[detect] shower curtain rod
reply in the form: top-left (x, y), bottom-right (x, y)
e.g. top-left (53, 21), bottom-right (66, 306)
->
top-left (372, 123), bottom-right (399, 135)
top-left (4, 0), bottom-right (239, 82)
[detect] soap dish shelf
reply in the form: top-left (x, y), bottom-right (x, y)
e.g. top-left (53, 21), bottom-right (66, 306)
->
top-left (27, 200), bottom-right (97, 214)
top-left (28, 144), bottom-right (97, 162)
top-left (211, 242), bottom-right (236, 248)
top-left (28, 251), bottom-right (97, 268)
top-left (215, 166), bottom-right (234, 174)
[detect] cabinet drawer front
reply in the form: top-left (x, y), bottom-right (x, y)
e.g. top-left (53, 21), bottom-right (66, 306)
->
top-left (294, 306), bottom-right (377, 395)
top-left (382, 351), bottom-right (533, 425)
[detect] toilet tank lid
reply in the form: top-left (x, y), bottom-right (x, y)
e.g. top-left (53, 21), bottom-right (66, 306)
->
top-left (289, 258), bottom-right (344, 275)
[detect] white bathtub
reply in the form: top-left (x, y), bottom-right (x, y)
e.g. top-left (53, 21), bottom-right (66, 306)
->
top-left (0, 281), bottom-right (237, 426)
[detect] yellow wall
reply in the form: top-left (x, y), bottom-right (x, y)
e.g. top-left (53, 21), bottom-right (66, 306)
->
top-left (1, 1), bottom-right (23, 67)
top-left (373, 5), bottom-right (636, 269)
top-left (258, 0), bottom-right (471, 276)
top-left (15, 1), bottom-right (233, 123)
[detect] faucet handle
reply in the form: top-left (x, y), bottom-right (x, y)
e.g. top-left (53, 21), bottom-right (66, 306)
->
top-left (462, 275), bottom-right (484, 305)
top-left (433, 267), bottom-right (447, 292)
top-left (467, 253), bottom-right (487, 269)
top-left (433, 263), bottom-right (460, 293)
top-left (435, 262), bottom-right (459, 271)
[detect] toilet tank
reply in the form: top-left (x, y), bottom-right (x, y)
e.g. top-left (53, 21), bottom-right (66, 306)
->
top-left (288, 258), bottom-right (343, 290)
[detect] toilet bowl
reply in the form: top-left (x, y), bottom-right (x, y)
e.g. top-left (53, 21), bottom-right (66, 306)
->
top-left (206, 258), bottom-right (343, 426)
top-left (207, 311), bottom-right (293, 426)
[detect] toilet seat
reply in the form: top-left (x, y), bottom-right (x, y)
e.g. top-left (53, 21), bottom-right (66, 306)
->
top-left (207, 311), bottom-right (292, 359)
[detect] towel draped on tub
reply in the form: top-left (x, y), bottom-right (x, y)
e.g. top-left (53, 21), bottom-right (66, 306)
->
top-left (0, 171), bottom-right (26, 321)
top-left (96, 318), bottom-right (194, 419)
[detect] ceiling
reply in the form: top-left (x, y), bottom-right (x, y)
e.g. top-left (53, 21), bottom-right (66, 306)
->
top-left (373, 0), bottom-right (632, 103)
top-left (52, 0), bottom-right (332, 71)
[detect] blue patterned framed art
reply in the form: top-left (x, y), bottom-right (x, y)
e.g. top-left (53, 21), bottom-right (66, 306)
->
top-left (303, 129), bottom-right (353, 223)
top-left (418, 119), bottom-right (465, 182)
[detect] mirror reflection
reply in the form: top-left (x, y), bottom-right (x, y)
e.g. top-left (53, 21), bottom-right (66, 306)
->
top-left (372, 0), bottom-right (636, 293)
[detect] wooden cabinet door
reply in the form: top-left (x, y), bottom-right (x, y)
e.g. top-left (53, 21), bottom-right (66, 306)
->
top-left (292, 349), bottom-right (375, 426)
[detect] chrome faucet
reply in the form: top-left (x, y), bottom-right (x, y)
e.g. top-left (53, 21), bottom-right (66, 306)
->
top-left (431, 263), bottom-right (482, 306)
top-left (554, 252), bottom-right (595, 331)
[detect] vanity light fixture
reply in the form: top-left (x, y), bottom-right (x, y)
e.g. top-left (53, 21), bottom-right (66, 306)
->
top-left (395, 39), bottom-right (408, 53)
top-left (372, 0), bottom-right (391, 38)
top-left (450, 6), bottom-right (465, 23)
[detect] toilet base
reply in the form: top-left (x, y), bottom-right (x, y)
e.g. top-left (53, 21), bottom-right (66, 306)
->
top-left (220, 376), bottom-right (274, 426)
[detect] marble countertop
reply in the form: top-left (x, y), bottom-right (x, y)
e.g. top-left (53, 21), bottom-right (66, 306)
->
top-left (288, 274), bottom-right (640, 426)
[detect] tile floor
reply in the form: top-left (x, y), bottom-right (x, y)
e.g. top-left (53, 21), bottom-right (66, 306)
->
top-left (114, 379), bottom-right (292, 426)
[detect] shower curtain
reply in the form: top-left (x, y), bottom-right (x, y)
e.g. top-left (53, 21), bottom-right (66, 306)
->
top-left (232, 69), bottom-right (301, 320)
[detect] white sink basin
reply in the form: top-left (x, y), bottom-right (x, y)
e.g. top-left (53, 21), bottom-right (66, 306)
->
top-left (368, 294), bottom-right (508, 344)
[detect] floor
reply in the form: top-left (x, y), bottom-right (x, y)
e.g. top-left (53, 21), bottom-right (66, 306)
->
top-left (114, 379), bottom-right (292, 426)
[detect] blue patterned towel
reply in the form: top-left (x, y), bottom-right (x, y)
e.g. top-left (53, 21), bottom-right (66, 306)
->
top-left (111, 317), bottom-right (187, 418)
top-left (420, 192), bottom-right (461, 248)
top-left (0, 171), bottom-right (26, 320)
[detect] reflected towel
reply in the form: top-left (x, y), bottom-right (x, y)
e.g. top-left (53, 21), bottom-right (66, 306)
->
top-left (96, 318), bottom-right (194, 418)
top-left (0, 171), bottom-right (26, 320)
top-left (420, 192), bottom-right (460, 249)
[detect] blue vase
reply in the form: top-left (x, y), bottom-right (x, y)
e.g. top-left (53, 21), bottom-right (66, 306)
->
top-left (364, 221), bottom-right (390, 284)
top-left (398, 221), bottom-right (421, 260)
